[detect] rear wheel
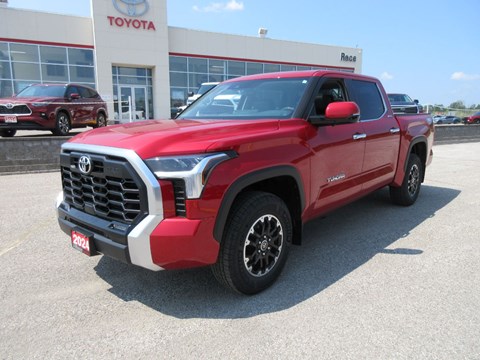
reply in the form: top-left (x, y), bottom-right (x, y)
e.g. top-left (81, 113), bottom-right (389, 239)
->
top-left (0, 129), bottom-right (16, 137)
top-left (390, 153), bottom-right (423, 206)
top-left (52, 112), bottom-right (70, 136)
top-left (93, 113), bottom-right (107, 128)
top-left (212, 191), bottom-right (292, 295)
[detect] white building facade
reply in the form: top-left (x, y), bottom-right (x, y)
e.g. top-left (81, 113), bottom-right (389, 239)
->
top-left (0, 0), bottom-right (362, 120)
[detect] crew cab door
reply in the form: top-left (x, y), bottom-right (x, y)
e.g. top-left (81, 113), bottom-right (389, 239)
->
top-left (346, 79), bottom-right (400, 191)
top-left (306, 78), bottom-right (366, 215)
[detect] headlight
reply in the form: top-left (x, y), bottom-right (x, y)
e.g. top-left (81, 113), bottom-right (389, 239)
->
top-left (145, 152), bottom-right (234, 199)
top-left (31, 102), bottom-right (49, 107)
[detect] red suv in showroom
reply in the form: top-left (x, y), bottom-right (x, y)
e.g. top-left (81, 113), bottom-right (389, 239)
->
top-left (0, 83), bottom-right (108, 137)
top-left (466, 112), bottom-right (480, 124)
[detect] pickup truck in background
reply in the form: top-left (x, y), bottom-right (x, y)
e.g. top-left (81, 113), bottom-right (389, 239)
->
top-left (387, 93), bottom-right (423, 114)
top-left (56, 71), bottom-right (434, 295)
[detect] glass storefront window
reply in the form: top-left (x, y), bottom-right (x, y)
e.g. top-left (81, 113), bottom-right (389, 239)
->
top-left (169, 56), bottom-right (187, 72)
top-left (0, 42), bottom-right (96, 99)
top-left (41, 64), bottom-right (68, 82)
top-left (228, 61), bottom-right (245, 76)
top-left (168, 55), bottom-right (352, 112)
top-left (68, 48), bottom-right (94, 66)
top-left (208, 74), bottom-right (225, 83)
top-left (264, 64), bottom-right (281, 73)
top-left (170, 72), bottom-right (187, 87)
top-left (209, 59), bottom-right (225, 74)
top-left (0, 42), bottom-right (9, 61)
top-left (118, 67), bottom-right (146, 76)
top-left (69, 66), bottom-right (94, 82)
top-left (188, 58), bottom-right (207, 73)
top-left (188, 73), bottom-right (209, 90)
top-left (10, 44), bottom-right (39, 62)
top-left (117, 75), bottom-right (147, 85)
top-left (281, 64), bottom-right (296, 72)
top-left (0, 61), bottom-right (11, 79)
top-left (11, 62), bottom-right (40, 80)
top-left (246, 62), bottom-right (263, 75)
top-left (40, 46), bottom-right (67, 65)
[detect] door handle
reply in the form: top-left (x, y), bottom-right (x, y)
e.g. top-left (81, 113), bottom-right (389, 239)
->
top-left (390, 127), bottom-right (400, 134)
top-left (353, 133), bottom-right (366, 140)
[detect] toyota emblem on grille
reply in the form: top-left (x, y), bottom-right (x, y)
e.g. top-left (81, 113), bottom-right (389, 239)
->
top-left (6, 103), bottom-right (14, 109)
top-left (78, 155), bottom-right (92, 175)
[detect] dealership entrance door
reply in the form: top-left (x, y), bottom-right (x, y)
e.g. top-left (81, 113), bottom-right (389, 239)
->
top-left (119, 86), bottom-right (148, 122)
top-left (112, 66), bottom-right (154, 123)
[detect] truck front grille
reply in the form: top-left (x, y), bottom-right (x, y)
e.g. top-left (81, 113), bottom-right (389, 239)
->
top-left (60, 151), bottom-right (148, 225)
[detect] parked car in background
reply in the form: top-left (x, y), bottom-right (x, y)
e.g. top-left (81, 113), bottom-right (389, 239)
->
top-left (433, 115), bottom-right (462, 124)
top-left (0, 83), bottom-right (108, 137)
top-left (387, 93), bottom-right (423, 114)
top-left (465, 112), bottom-right (480, 124)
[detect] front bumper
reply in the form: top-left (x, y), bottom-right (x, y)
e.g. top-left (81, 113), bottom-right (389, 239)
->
top-left (56, 143), bottom-right (220, 271)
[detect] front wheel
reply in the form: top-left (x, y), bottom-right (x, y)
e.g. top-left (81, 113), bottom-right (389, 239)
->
top-left (52, 112), bottom-right (70, 136)
top-left (390, 153), bottom-right (423, 206)
top-left (212, 191), bottom-right (292, 295)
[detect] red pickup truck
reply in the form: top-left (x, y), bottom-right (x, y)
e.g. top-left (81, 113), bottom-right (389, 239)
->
top-left (56, 71), bottom-right (434, 294)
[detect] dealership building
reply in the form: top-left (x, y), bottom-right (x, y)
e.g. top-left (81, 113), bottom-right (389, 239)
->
top-left (0, 0), bottom-right (362, 120)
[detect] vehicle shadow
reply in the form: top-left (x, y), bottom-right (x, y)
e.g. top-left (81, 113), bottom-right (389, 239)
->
top-left (94, 184), bottom-right (460, 319)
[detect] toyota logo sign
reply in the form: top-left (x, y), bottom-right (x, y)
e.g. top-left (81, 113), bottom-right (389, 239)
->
top-left (78, 155), bottom-right (92, 175)
top-left (112, 0), bottom-right (149, 17)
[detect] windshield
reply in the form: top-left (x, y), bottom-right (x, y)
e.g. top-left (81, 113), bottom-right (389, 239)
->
top-left (16, 85), bottom-right (67, 98)
top-left (178, 77), bottom-right (310, 120)
top-left (388, 94), bottom-right (413, 103)
top-left (197, 83), bottom-right (217, 95)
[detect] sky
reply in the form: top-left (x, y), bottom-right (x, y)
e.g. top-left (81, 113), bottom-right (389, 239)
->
top-left (6, 0), bottom-right (480, 107)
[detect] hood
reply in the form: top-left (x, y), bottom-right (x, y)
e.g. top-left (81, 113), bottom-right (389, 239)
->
top-left (0, 96), bottom-right (59, 104)
top-left (68, 119), bottom-right (280, 159)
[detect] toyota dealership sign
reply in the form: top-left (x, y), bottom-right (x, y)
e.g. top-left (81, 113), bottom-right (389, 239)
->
top-left (108, 0), bottom-right (156, 31)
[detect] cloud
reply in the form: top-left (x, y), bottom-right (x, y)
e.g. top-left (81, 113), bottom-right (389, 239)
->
top-left (193, 0), bottom-right (244, 13)
top-left (380, 72), bottom-right (394, 81)
top-left (451, 72), bottom-right (480, 81)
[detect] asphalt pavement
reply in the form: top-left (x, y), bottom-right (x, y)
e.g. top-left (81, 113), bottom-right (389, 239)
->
top-left (0, 142), bottom-right (479, 359)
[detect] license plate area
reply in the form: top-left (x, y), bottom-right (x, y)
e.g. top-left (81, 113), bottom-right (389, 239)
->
top-left (71, 229), bottom-right (97, 256)
top-left (4, 115), bottom-right (17, 123)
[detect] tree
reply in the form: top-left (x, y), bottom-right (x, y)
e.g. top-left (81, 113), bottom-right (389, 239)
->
top-left (449, 100), bottom-right (466, 109)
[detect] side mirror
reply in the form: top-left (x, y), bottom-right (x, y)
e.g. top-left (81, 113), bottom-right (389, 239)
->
top-left (70, 93), bottom-right (80, 100)
top-left (187, 91), bottom-right (194, 97)
top-left (414, 99), bottom-right (419, 104)
top-left (310, 101), bottom-right (360, 126)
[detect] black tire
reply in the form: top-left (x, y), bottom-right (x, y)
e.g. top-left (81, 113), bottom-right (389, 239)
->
top-left (390, 153), bottom-right (423, 206)
top-left (212, 191), bottom-right (292, 295)
top-left (52, 112), bottom-right (70, 136)
top-left (93, 112), bottom-right (107, 128)
top-left (0, 129), bottom-right (17, 137)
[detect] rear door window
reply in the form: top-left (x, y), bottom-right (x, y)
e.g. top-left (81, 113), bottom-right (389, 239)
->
top-left (347, 80), bottom-right (385, 120)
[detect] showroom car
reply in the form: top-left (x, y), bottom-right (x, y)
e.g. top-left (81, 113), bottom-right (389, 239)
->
top-left (0, 83), bottom-right (108, 137)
